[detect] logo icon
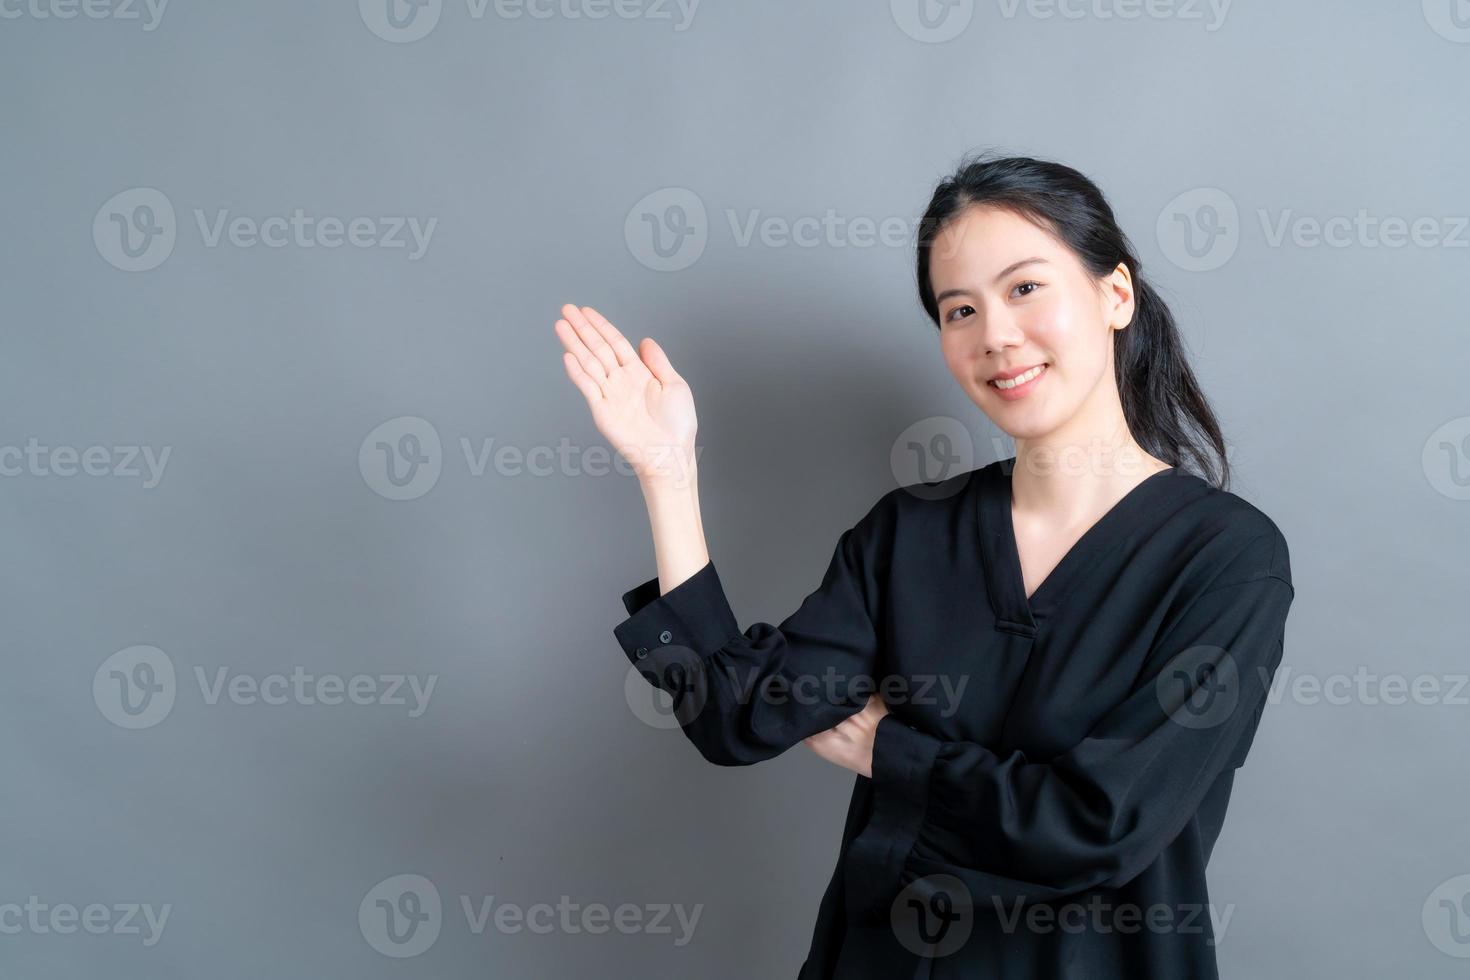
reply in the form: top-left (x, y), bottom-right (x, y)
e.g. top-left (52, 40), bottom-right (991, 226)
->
top-left (625, 188), bottom-right (707, 272)
top-left (1423, 0), bottom-right (1470, 42)
top-left (94, 188), bottom-right (176, 272)
top-left (359, 417), bottom-right (443, 500)
top-left (359, 0), bottom-right (442, 42)
top-left (890, 873), bottom-right (973, 957)
top-left (1156, 188), bottom-right (1239, 272)
top-left (94, 645), bottom-right (176, 729)
top-left (1423, 874), bottom-right (1470, 957)
top-left (624, 645), bottom-right (711, 729)
top-left (360, 874), bottom-right (443, 957)
top-left (1422, 417), bottom-right (1470, 500)
top-left (890, 416), bottom-right (974, 500)
top-left (890, 0), bottom-right (975, 43)
top-left (1155, 644), bottom-right (1240, 730)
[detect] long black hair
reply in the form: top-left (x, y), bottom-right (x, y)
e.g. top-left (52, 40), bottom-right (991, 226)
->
top-left (915, 150), bottom-right (1230, 489)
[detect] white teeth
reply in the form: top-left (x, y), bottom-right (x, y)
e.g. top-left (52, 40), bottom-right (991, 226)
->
top-left (991, 364), bottom-right (1045, 389)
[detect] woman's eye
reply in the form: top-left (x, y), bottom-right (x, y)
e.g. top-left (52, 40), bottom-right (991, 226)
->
top-left (945, 284), bottom-right (1039, 322)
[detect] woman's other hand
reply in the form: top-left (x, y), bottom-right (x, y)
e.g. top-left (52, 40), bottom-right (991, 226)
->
top-left (803, 694), bottom-right (890, 779)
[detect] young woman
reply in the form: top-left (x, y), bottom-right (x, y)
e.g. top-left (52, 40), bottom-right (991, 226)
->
top-left (554, 153), bottom-right (1295, 979)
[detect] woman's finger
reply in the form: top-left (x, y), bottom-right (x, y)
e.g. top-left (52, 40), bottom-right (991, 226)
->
top-left (562, 351), bottom-right (605, 404)
top-left (638, 335), bottom-right (683, 387)
top-left (562, 303), bottom-right (620, 376)
top-left (581, 305), bottom-right (639, 368)
top-left (553, 316), bottom-right (607, 383)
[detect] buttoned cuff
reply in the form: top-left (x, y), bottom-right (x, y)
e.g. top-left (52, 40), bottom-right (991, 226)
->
top-left (844, 714), bottom-right (943, 920)
top-left (613, 560), bottom-right (743, 669)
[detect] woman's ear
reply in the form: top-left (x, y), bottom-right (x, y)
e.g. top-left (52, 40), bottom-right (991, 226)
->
top-left (1103, 262), bottom-right (1136, 330)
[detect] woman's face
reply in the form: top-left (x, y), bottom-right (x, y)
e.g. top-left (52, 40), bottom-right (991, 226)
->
top-left (929, 205), bottom-right (1134, 441)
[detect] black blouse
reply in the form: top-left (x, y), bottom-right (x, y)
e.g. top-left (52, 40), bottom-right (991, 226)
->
top-left (612, 457), bottom-right (1295, 979)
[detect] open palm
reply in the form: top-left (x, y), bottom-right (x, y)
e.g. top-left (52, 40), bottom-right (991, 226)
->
top-left (554, 304), bottom-right (698, 486)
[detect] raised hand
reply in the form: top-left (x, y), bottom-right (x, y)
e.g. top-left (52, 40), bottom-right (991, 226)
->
top-left (554, 304), bottom-right (698, 488)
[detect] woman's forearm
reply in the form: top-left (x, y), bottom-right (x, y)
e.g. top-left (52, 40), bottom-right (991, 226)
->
top-left (640, 464), bottom-right (710, 598)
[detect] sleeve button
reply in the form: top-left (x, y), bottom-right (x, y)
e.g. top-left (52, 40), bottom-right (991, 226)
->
top-left (658, 630), bottom-right (672, 644)
top-left (635, 646), bottom-right (648, 659)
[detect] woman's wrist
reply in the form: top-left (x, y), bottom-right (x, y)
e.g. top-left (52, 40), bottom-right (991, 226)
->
top-left (638, 457), bottom-right (699, 497)
top-left (636, 446), bottom-right (698, 490)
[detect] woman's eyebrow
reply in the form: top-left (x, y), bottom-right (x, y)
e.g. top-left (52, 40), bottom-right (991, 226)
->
top-left (935, 257), bottom-right (1049, 304)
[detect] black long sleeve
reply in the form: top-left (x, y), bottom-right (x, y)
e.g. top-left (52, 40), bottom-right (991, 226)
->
top-left (612, 496), bottom-right (892, 766)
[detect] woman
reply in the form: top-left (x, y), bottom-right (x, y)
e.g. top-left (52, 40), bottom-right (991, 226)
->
top-left (554, 153), bottom-right (1295, 979)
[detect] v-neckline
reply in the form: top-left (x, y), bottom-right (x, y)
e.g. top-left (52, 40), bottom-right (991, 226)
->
top-left (974, 457), bottom-right (1179, 637)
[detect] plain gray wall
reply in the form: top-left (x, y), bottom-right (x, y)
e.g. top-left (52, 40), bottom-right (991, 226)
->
top-left (3, 0), bottom-right (1468, 976)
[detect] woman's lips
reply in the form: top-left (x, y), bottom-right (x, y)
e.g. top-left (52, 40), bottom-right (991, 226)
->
top-left (987, 363), bottom-right (1047, 401)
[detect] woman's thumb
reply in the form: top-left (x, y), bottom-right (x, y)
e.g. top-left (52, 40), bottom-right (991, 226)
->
top-left (639, 337), bottom-right (682, 385)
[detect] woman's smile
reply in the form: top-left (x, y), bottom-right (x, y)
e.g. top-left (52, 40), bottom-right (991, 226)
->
top-left (988, 362), bottom-right (1049, 399)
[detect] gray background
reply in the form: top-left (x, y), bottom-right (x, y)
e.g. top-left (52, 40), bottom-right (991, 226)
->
top-left (3, 0), bottom-right (1468, 976)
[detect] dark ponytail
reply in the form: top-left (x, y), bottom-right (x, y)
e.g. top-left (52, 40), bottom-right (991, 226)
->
top-left (915, 150), bottom-right (1230, 489)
